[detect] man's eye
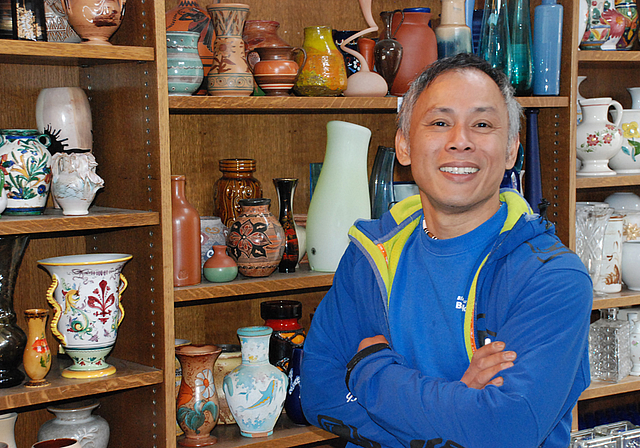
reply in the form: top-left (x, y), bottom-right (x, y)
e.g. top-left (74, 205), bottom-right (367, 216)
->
top-left (432, 121), bottom-right (447, 127)
top-left (475, 122), bottom-right (490, 128)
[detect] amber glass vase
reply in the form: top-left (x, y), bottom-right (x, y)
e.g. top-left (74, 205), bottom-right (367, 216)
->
top-left (213, 159), bottom-right (263, 228)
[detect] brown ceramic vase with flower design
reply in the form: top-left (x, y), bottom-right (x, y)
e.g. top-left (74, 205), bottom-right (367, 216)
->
top-left (227, 198), bottom-right (285, 277)
top-left (176, 344), bottom-right (222, 447)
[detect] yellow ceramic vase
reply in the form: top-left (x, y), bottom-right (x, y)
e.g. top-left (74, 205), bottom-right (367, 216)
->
top-left (23, 309), bottom-right (51, 387)
top-left (294, 26), bottom-right (347, 97)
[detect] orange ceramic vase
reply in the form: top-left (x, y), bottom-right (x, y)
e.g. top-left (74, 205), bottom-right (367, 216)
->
top-left (390, 8), bottom-right (438, 96)
top-left (62, 0), bottom-right (125, 45)
top-left (22, 309), bottom-right (51, 387)
top-left (172, 175), bottom-right (201, 287)
top-left (166, 0), bottom-right (215, 95)
top-left (250, 47), bottom-right (307, 96)
top-left (294, 26), bottom-right (347, 97)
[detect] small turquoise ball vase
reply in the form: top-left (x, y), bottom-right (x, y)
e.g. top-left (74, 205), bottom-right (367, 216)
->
top-left (167, 31), bottom-right (204, 96)
top-left (223, 326), bottom-right (288, 437)
top-left (203, 245), bottom-right (238, 283)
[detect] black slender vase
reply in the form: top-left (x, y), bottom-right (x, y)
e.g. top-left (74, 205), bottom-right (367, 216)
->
top-left (0, 235), bottom-right (29, 388)
top-left (273, 178), bottom-right (299, 273)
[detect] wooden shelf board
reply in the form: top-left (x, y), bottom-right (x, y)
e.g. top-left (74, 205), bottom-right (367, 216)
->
top-left (174, 263), bottom-right (333, 303)
top-left (0, 41), bottom-right (155, 65)
top-left (593, 289), bottom-right (640, 310)
top-left (208, 414), bottom-right (336, 448)
top-left (0, 358), bottom-right (162, 411)
top-left (168, 95), bottom-right (567, 114)
top-left (577, 174), bottom-right (640, 189)
top-left (0, 207), bottom-right (159, 236)
top-left (578, 51), bottom-right (640, 63)
top-left (580, 375), bottom-right (640, 401)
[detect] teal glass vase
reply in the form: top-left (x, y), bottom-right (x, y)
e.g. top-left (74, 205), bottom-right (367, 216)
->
top-left (508, 0), bottom-right (533, 95)
top-left (478, 0), bottom-right (511, 80)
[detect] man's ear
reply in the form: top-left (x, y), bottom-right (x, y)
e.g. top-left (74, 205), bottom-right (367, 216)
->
top-left (505, 137), bottom-right (520, 170)
top-left (395, 129), bottom-right (411, 166)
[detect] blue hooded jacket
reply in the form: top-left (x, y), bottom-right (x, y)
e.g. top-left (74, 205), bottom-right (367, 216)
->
top-left (301, 191), bottom-right (592, 448)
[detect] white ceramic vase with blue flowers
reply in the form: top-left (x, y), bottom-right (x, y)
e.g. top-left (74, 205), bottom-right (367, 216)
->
top-left (223, 326), bottom-right (288, 437)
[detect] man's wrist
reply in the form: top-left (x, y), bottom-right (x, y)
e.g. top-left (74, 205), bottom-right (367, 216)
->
top-left (345, 343), bottom-right (391, 389)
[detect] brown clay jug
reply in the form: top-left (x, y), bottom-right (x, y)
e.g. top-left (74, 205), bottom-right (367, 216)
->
top-left (390, 8), bottom-right (437, 96)
top-left (243, 20), bottom-right (290, 67)
top-left (172, 175), bottom-right (201, 287)
top-left (250, 47), bottom-right (307, 96)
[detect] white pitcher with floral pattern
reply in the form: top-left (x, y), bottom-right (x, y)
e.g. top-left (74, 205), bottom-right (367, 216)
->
top-left (577, 97), bottom-right (623, 177)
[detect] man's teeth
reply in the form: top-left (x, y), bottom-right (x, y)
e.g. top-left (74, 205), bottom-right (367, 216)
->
top-left (440, 166), bottom-right (479, 174)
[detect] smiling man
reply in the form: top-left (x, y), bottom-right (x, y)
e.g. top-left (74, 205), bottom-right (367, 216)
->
top-left (301, 53), bottom-right (592, 448)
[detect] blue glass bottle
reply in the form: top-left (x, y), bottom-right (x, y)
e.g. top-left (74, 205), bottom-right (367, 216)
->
top-left (478, 0), bottom-right (511, 79)
top-left (532, 0), bottom-right (563, 95)
top-left (508, 0), bottom-right (533, 95)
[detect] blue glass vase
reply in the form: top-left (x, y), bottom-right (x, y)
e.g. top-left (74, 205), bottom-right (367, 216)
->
top-left (508, 0), bottom-right (533, 95)
top-left (369, 145), bottom-right (396, 219)
top-left (478, 0), bottom-right (511, 79)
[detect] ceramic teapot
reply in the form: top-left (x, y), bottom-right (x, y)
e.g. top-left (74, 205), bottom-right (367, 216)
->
top-left (576, 97), bottom-right (623, 177)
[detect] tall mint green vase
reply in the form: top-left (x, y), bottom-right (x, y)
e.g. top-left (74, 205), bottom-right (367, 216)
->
top-left (306, 121), bottom-right (371, 272)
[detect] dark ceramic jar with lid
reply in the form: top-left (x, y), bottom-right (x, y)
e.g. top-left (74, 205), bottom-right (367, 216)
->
top-left (261, 300), bottom-right (306, 371)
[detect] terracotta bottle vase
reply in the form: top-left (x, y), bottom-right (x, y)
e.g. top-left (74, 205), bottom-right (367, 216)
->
top-left (213, 159), bottom-right (263, 228)
top-left (273, 178), bottom-right (299, 273)
top-left (207, 3), bottom-right (254, 97)
top-left (375, 10), bottom-right (404, 95)
top-left (390, 8), bottom-right (438, 96)
top-left (294, 26), bottom-right (347, 97)
top-left (172, 175), bottom-right (201, 287)
top-left (358, 38), bottom-right (376, 71)
top-left (250, 47), bottom-right (307, 96)
top-left (243, 20), bottom-right (291, 67)
top-left (22, 309), bottom-right (51, 387)
top-left (227, 198), bottom-right (285, 277)
top-left (203, 245), bottom-right (238, 283)
top-left (62, 0), bottom-right (125, 45)
top-left (175, 344), bottom-right (222, 447)
top-left (166, 0), bottom-right (215, 95)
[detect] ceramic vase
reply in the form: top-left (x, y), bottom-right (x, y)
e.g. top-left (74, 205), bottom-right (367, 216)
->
top-left (172, 175), bottom-right (201, 287)
top-left (436, 0), bottom-right (473, 59)
top-left (576, 98), bottom-right (623, 177)
top-left (0, 236), bottom-right (28, 388)
top-left (227, 198), bottom-right (285, 277)
top-left (62, 0), bottom-right (125, 45)
top-left (307, 121), bottom-right (372, 272)
top-left (614, 0), bottom-right (639, 50)
top-left (36, 87), bottom-right (92, 154)
top-left (374, 10), bottom-right (403, 94)
top-left (294, 26), bottom-right (347, 97)
top-left (207, 3), bottom-right (254, 97)
top-left (38, 399), bottom-right (109, 448)
top-left (50, 152), bottom-right (104, 215)
top-left (577, 75), bottom-right (587, 125)
top-left (223, 326), bottom-right (288, 437)
top-left (200, 216), bottom-right (228, 269)
top-left (0, 171), bottom-right (6, 215)
top-left (167, 31), bottom-right (204, 96)
top-left (32, 439), bottom-right (81, 448)
top-left (213, 344), bottom-right (241, 425)
top-left (624, 211), bottom-right (640, 242)
top-left (250, 47), bottom-right (306, 97)
top-left (242, 20), bottom-right (291, 68)
top-left (203, 245), bottom-right (238, 283)
top-left (369, 145), bottom-right (395, 220)
top-left (610, 109), bottom-right (640, 174)
top-left (0, 129), bottom-right (52, 215)
top-left (581, 0), bottom-right (629, 50)
top-left (166, 0), bottom-right (215, 95)
top-left (44, 0), bottom-right (81, 43)
top-left (390, 8), bottom-right (438, 96)
top-left (623, 241), bottom-right (640, 290)
top-left (23, 309), bottom-right (51, 387)
top-left (38, 253), bottom-right (132, 378)
top-left (594, 213), bottom-right (624, 294)
top-left (0, 413), bottom-right (17, 448)
top-left (273, 179), bottom-right (299, 273)
top-left (605, 191), bottom-right (640, 211)
top-left (629, 314), bottom-right (640, 375)
top-left (629, 87), bottom-right (640, 109)
top-left (176, 344), bottom-right (222, 447)
top-left (213, 158), bottom-right (263, 228)
top-left (284, 348), bottom-right (308, 425)
top-left (261, 300), bottom-right (305, 372)
top-left (358, 38), bottom-right (375, 71)
top-left (174, 338), bottom-right (191, 436)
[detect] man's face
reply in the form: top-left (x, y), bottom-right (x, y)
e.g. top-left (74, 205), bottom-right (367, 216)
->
top-left (395, 69), bottom-right (519, 220)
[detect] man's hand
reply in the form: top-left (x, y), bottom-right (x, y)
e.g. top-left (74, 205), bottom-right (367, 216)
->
top-left (358, 335), bottom-right (389, 352)
top-left (460, 341), bottom-right (516, 389)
